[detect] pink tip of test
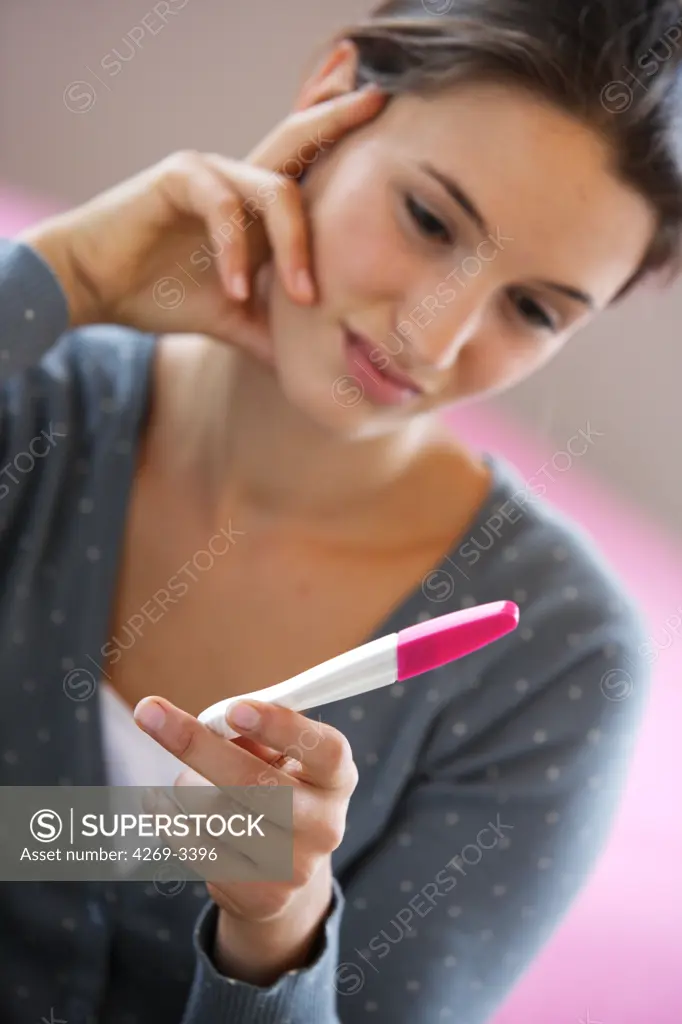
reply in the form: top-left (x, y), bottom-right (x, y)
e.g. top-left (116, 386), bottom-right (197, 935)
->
top-left (397, 600), bottom-right (519, 681)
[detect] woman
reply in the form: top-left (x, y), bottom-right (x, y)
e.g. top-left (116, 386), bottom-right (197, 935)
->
top-left (1, 1), bottom-right (680, 1021)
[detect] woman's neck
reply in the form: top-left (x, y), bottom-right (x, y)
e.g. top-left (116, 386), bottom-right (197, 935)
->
top-left (155, 334), bottom-right (490, 551)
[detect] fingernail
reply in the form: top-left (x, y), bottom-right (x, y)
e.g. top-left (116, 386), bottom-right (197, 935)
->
top-left (227, 701), bottom-right (261, 731)
top-left (231, 273), bottom-right (249, 301)
top-left (296, 269), bottom-right (315, 301)
top-left (135, 699), bottom-right (166, 734)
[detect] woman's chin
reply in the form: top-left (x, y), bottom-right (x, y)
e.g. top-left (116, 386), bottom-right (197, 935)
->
top-left (277, 362), bottom-right (370, 435)
top-left (269, 318), bottom-right (420, 437)
top-left (276, 359), bottom-right (420, 439)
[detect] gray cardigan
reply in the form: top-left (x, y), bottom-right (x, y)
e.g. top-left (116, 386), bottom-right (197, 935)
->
top-left (0, 238), bottom-right (650, 1023)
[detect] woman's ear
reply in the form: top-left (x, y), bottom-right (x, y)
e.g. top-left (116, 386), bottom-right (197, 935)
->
top-left (293, 39), bottom-right (360, 113)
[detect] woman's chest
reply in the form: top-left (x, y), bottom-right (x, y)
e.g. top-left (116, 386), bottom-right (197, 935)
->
top-left (105, 493), bottom-right (439, 719)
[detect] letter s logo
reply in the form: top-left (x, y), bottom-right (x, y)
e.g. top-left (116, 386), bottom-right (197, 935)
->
top-left (30, 809), bottom-right (63, 842)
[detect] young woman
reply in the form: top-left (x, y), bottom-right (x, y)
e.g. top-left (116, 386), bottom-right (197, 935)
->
top-left (1, 1), bottom-right (680, 1021)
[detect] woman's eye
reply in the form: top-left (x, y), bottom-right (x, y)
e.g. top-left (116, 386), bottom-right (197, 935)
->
top-left (512, 291), bottom-right (557, 331)
top-left (405, 195), bottom-right (453, 244)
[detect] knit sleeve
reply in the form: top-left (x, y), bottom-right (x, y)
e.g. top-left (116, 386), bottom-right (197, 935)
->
top-left (181, 876), bottom-right (346, 1023)
top-left (0, 237), bottom-right (70, 382)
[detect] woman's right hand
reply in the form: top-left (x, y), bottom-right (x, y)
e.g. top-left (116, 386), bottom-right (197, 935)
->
top-left (19, 85), bottom-right (386, 364)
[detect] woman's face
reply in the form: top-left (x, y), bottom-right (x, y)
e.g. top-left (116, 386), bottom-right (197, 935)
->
top-left (265, 54), bottom-right (656, 438)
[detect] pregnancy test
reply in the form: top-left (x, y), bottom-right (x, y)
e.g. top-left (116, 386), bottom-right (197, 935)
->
top-left (198, 600), bottom-right (519, 740)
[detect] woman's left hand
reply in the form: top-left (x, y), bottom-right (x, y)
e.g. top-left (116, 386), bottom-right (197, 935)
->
top-left (133, 694), bottom-right (358, 982)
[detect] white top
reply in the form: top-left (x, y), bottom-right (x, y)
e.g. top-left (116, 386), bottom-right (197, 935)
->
top-left (98, 682), bottom-right (187, 876)
top-left (99, 681), bottom-right (185, 788)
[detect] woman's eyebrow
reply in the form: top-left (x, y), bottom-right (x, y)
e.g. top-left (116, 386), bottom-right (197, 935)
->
top-left (418, 161), bottom-right (491, 235)
top-left (537, 280), bottom-right (595, 308)
top-left (419, 161), bottom-right (596, 309)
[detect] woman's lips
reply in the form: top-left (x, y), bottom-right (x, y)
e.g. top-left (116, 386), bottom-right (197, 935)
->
top-left (342, 328), bottom-right (422, 407)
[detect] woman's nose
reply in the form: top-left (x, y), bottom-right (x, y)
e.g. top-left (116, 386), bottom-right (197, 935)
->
top-left (399, 277), bottom-right (489, 373)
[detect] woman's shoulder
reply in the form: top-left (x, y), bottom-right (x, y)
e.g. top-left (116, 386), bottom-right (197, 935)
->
top-left (403, 453), bottom-right (653, 780)
top-left (41, 322), bottom-right (158, 410)
top-left (0, 322), bottom-right (158, 438)
top-left (0, 324), bottom-right (157, 537)
top-left (423, 450), bottom-right (650, 700)
top-left (460, 452), bottom-right (644, 625)
top-left (0, 326), bottom-right (223, 465)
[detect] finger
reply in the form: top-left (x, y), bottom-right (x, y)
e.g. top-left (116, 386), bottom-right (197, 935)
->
top-left (225, 701), bottom-right (358, 793)
top-left (247, 85), bottom-right (387, 174)
top-left (158, 152), bottom-right (253, 303)
top-left (148, 775), bottom-right (295, 883)
top-left (172, 768), bottom-right (294, 858)
top-left (133, 695), bottom-right (287, 788)
top-left (199, 183), bottom-right (251, 303)
top-left (254, 176), bottom-right (315, 303)
top-left (211, 266), bottom-right (276, 364)
top-left (204, 156), bottom-right (315, 305)
top-left (173, 764), bottom-right (294, 825)
top-left (160, 151), bottom-right (315, 306)
top-left (146, 787), bottom-right (279, 884)
top-left (230, 735), bottom-right (303, 775)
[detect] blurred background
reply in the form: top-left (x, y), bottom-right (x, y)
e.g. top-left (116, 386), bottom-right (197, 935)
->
top-left (0, 2), bottom-right (680, 1023)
